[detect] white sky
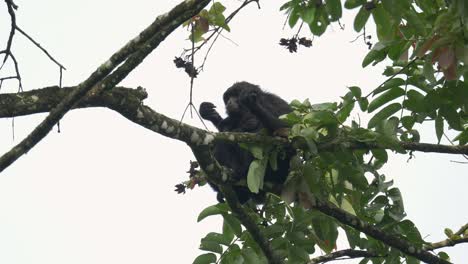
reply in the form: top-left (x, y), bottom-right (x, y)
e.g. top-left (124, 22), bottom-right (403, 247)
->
top-left (0, 0), bottom-right (466, 263)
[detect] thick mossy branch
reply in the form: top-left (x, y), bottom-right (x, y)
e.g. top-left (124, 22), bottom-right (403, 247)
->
top-left (301, 194), bottom-right (452, 264)
top-left (0, 86), bottom-right (147, 118)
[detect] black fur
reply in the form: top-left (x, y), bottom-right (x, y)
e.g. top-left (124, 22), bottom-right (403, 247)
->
top-left (200, 82), bottom-right (292, 203)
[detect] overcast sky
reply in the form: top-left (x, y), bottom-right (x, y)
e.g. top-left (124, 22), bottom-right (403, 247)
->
top-left (0, 0), bottom-right (466, 263)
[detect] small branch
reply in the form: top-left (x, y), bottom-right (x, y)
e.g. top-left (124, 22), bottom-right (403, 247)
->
top-left (308, 249), bottom-right (381, 264)
top-left (301, 193), bottom-right (452, 264)
top-left (186, 0), bottom-right (260, 58)
top-left (427, 238), bottom-right (468, 250)
top-left (8, 52), bottom-right (22, 91)
top-left (364, 57), bottom-right (419, 99)
top-left (454, 223), bottom-right (468, 236)
top-left (15, 26), bottom-right (66, 70)
top-left (333, 140), bottom-right (468, 155)
top-left (425, 223), bottom-right (468, 250)
top-left (2, 0), bottom-right (17, 66)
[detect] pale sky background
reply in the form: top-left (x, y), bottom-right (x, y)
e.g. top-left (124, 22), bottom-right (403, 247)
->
top-left (0, 0), bottom-right (466, 263)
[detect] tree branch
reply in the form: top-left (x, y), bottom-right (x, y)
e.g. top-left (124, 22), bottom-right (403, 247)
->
top-left (0, 85), bottom-right (147, 118)
top-left (342, 141), bottom-right (468, 155)
top-left (0, 0), bottom-right (210, 173)
top-left (425, 223), bottom-right (468, 250)
top-left (300, 193), bottom-right (452, 264)
top-left (308, 249), bottom-right (381, 264)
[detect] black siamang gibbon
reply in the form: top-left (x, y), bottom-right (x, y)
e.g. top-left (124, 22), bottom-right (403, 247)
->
top-left (199, 81), bottom-right (292, 204)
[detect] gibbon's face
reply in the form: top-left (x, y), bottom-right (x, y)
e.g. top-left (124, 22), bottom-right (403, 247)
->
top-left (225, 95), bottom-right (241, 116)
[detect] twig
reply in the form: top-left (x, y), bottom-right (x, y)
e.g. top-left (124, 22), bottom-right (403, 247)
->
top-left (9, 53), bottom-right (22, 92)
top-left (186, 0), bottom-right (260, 56)
top-left (425, 223), bottom-right (468, 250)
top-left (308, 249), bottom-right (381, 264)
top-left (364, 57), bottom-right (419, 99)
top-left (2, 0), bottom-right (17, 66)
top-left (15, 26), bottom-right (67, 70)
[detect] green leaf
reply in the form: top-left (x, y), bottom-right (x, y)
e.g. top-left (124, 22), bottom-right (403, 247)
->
top-left (403, 90), bottom-right (426, 113)
top-left (344, 0), bottom-right (365, 9)
top-left (358, 98), bottom-right (369, 111)
top-left (220, 245), bottom-right (243, 264)
top-left (454, 129), bottom-right (468, 145)
top-left (241, 248), bottom-right (263, 264)
top-left (362, 45), bottom-right (387, 67)
top-left (382, 116), bottom-right (399, 138)
top-left (417, 0), bottom-right (438, 13)
top-left (372, 4), bottom-right (394, 40)
top-left (288, 246), bottom-right (310, 262)
top-left (200, 239), bottom-right (223, 254)
top-left (401, 116), bottom-right (416, 130)
top-left (381, 0), bottom-right (409, 20)
top-left (223, 214), bottom-right (242, 237)
top-left (438, 251), bottom-right (451, 261)
top-left (348, 86), bottom-right (362, 98)
top-left (440, 106), bottom-right (463, 130)
top-left (368, 87), bottom-right (405, 113)
top-left (193, 253), bottom-right (217, 264)
top-left (444, 228), bottom-right (454, 238)
top-left (373, 78), bottom-right (406, 95)
top-left (388, 40), bottom-right (411, 61)
top-left (397, 220), bottom-right (424, 244)
top-left (312, 215), bottom-right (339, 253)
top-left (222, 220), bottom-right (235, 242)
top-left (326, 0), bottom-right (342, 21)
top-left (247, 160), bottom-right (267, 193)
top-left (209, 2), bottom-right (226, 14)
top-left (308, 10), bottom-right (329, 36)
top-left (280, 2), bottom-right (292, 11)
top-left (435, 113), bottom-right (444, 144)
top-left (354, 6), bottom-right (370, 32)
top-left (368, 103), bottom-right (402, 128)
top-left (310, 102), bottom-right (338, 111)
top-left (337, 101), bottom-right (355, 123)
top-left (268, 150), bottom-right (278, 171)
top-left (371, 149), bottom-right (388, 163)
top-left (300, 6), bottom-right (316, 24)
top-left (304, 111), bottom-right (338, 126)
top-left (404, 10), bottom-right (427, 36)
top-left (299, 127), bottom-right (319, 153)
top-left (249, 146), bottom-right (264, 159)
top-left (198, 204), bottom-right (227, 222)
top-left (289, 7), bottom-right (300, 28)
top-left (388, 188), bottom-right (404, 207)
top-left (423, 54), bottom-right (437, 84)
top-left (203, 232), bottom-right (233, 246)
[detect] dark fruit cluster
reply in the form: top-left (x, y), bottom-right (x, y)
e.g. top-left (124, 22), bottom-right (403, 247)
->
top-left (174, 161), bottom-right (200, 195)
top-left (279, 37), bottom-right (313, 53)
top-left (173, 57), bottom-right (198, 78)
